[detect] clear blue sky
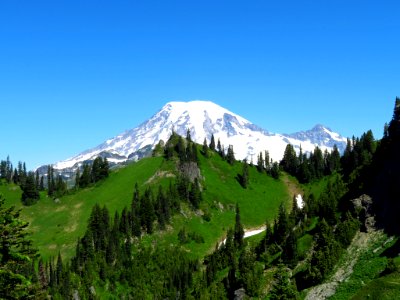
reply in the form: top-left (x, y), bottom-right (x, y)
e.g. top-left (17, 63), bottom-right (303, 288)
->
top-left (1, 1), bottom-right (398, 169)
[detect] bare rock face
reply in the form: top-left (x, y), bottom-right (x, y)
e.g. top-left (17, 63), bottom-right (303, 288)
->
top-left (352, 194), bottom-right (376, 232)
top-left (179, 162), bottom-right (201, 183)
top-left (234, 288), bottom-right (246, 300)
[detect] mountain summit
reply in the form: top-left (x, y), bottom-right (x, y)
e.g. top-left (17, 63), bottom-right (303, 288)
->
top-left (52, 101), bottom-right (347, 170)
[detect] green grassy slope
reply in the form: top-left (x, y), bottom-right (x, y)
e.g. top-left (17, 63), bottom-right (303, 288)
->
top-left (1, 151), bottom-right (291, 261)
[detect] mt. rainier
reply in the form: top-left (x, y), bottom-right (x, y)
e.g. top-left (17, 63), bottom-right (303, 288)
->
top-left (51, 101), bottom-right (347, 171)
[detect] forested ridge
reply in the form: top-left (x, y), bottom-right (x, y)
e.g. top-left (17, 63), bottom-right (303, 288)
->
top-left (1, 98), bottom-right (400, 299)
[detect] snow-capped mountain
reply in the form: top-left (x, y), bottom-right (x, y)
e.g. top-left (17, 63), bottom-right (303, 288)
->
top-left (49, 101), bottom-right (347, 171)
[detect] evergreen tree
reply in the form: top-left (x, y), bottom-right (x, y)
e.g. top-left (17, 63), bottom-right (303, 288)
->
top-left (186, 128), bottom-right (192, 143)
top-left (80, 164), bottom-right (91, 188)
top-left (257, 152), bottom-right (264, 172)
top-left (39, 176), bottom-right (45, 191)
top-left (0, 196), bottom-right (41, 298)
top-left (238, 248), bottom-right (261, 296)
top-left (202, 138), bottom-right (209, 157)
top-left (38, 258), bottom-right (48, 288)
top-left (35, 170), bottom-right (40, 191)
top-left (56, 252), bottom-right (63, 286)
top-left (271, 162), bottom-right (280, 179)
top-left (0, 160), bottom-right (6, 180)
top-left (239, 159), bottom-right (249, 188)
top-left (209, 134), bottom-right (216, 151)
top-left (100, 158), bottom-right (109, 179)
top-left (54, 175), bottom-right (67, 198)
top-left (227, 145), bottom-right (235, 165)
top-left (188, 178), bottom-right (202, 209)
top-left (21, 172), bottom-right (40, 205)
top-left (141, 189), bottom-right (155, 234)
top-left (75, 168), bottom-right (80, 189)
top-left (274, 203), bottom-right (289, 245)
top-left (234, 203), bottom-right (244, 248)
top-left (265, 150), bottom-right (270, 171)
top-left (281, 144), bottom-right (298, 175)
top-left (131, 183), bottom-right (142, 238)
top-left (282, 229), bottom-right (298, 267)
top-left (217, 139), bottom-right (223, 156)
top-left (269, 263), bottom-right (298, 300)
top-left (191, 142), bottom-right (199, 163)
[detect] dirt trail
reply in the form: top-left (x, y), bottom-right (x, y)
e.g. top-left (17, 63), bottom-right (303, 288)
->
top-left (305, 230), bottom-right (385, 300)
top-left (282, 174), bottom-right (303, 199)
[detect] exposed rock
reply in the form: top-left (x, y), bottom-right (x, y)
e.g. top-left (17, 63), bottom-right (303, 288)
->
top-left (89, 286), bottom-right (96, 296)
top-left (73, 290), bottom-right (80, 300)
top-left (234, 288), bottom-right (246, 300)
top-left (351, 194), bottom-right (376, 232)
top-left (179, 162), bottom-right (201, 183)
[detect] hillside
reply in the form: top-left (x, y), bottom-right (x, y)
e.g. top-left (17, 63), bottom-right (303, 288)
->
top-left (1, 146), bottom-right (291, 261)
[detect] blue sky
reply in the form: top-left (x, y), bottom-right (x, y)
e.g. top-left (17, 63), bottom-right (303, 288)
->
top-left (0, 1), bottom-right (399, 169)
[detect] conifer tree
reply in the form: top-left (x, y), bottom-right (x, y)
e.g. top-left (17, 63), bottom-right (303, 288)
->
top-left (141, 189), bottom-right (155, 234)
top-left (56, 252), bottom-right (63, 286)
top-left (269, 263), bottom-right (298, 299)
top-left (217, 139), bottom-right (222, 156)
top-left (234, 203), bottom-right (244, 248)
top-left (21, 172), bottom-right (40, 205)
top-left (131, 183), bottom-right (142, 238)
top-left (186, 128), bottom-right (192, 143)
top-left (209, 134), bottom-right (216, 151)
top-left (202, 138), bottom-right (209, 157)
top-left (257, 152), bottom-right (264, 172)
top-left (240, 159), bottom-right (250, 188)
top-left (79, 164), bottom-right (91, 188)
top-left (0, 196), bottom-right (41, 298)
top-left (274, 203), bottom-right (289, 245)
top-left (39, 176), bottom-right (44, 191)
top-left (75, 168), bottom-right (80, 189)
top-left (227, 145), bottom-right (235, 165)
top-left (189, 178), bottom-right (202, 209)
top-left (35, 170), bottom-right (40, 190)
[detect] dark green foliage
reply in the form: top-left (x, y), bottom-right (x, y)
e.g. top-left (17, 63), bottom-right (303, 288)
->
top-left (234, 203), bottom-right (244, 249)
top-left (77, 157), bottom-right (109, 190)
top-left (54, 199), bottom-right (200, 299)
top-left (189, 178), bottom-right (202, 209)
top-left (269, 263), bottom-right (298, 300)
top-left (226, 145), bottom-right (235, 165)
top-left (281, 144), bottom-right (299, 175)
top-left (0, 196), bottom-right (42, 299)
top-left (141, 188), bottom-right (155, 234)
top-left (238, 159), bottom-right (250, 188)
top-left (202, 137), bottom-right (209, 157)
top-left (39, 176), bottom-right (45, 191)
top-left (335, 212), bottom-right (360, 248)
top-left (306, 219), bottom-right (342, 284)
top-left (257, 151), bottom-right (264, 172)
top-left (238, 248), bottom-right (261, 296)
top-left (271, 162), bottom-right (280, 179)
top-left (364, 98), bottom-right (400, 234)
top-left (178, 228), bottom-right (205, 244)
top-left (0, 156), bottom-right (13, 183)
top-left (74, 167), bottom-right (80, 189)
top-left (209, 134), bottom-right (216, 151)
top-left (282, 229), bottom-right (298, 267)
top-left (21, 172), bottom-right (40, 205)
top-left (273, 203), bottom-right (289, 245)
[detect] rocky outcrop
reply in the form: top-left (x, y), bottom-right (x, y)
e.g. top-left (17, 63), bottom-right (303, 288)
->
top-left (352, 194), bottom-right (376, 232)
